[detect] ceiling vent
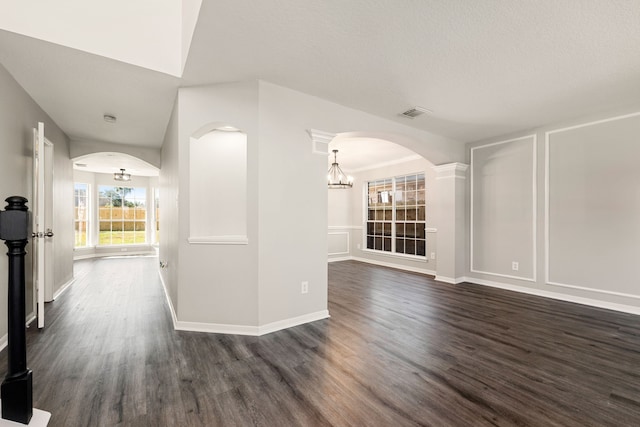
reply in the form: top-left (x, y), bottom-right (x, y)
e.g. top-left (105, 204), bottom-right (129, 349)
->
top-left (400, 106), bottom-right (432, 119)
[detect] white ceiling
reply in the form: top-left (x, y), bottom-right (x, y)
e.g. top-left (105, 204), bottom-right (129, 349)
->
top-left (1, 1), bottom-right (640, 168)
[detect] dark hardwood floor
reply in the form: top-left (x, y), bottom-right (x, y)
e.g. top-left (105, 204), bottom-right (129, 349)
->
top-left (2, 257), bottom-right (640, 426)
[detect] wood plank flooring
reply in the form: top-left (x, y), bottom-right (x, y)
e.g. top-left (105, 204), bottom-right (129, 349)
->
top-left (2, 257), bottom-right (640, 426)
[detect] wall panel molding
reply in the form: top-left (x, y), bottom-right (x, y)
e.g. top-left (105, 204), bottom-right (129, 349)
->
top-left (470, 135), bottom-right (537, 281)
top-left (545, 112), bottom-right (640, 292)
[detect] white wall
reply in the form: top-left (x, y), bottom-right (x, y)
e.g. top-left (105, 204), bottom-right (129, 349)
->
top-left (467, 109), bottom-right (640, 314)
top-left (159, 79), bottom-right (465, 334)
top-left (176, 81), bottom-right (260, 327)
top-left (160, 97), bottom-right (180, 309)
top-left (0, 63), bottom-right (73, 340)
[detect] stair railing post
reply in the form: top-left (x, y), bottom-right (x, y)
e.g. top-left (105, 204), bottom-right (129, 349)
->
top-left (0, 196), bottom-right (33, 425)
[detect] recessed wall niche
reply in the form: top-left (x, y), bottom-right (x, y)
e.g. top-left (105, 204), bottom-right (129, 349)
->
top-left (189, 125), bottom-right (248, 244)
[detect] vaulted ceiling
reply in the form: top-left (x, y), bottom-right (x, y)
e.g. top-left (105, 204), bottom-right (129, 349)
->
top-left (1, 0), bottom-right (639, 163)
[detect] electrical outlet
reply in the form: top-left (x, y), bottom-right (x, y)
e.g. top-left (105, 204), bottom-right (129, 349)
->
top-left (301, 281), bottom-right (309, 294)
top-left (512, 262), bottom-right (519, 271)
top-left (431, 252), bottom-right (436, 259)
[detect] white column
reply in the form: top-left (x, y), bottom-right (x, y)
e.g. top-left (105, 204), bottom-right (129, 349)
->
top-left (433, 163), bottom-right (468, 284)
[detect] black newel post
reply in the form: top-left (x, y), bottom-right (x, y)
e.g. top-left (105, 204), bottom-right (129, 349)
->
top-left (0, 196), bottom-right (33, 425)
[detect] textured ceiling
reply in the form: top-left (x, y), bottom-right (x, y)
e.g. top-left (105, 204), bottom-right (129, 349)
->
top-left (1, 0), bottom-right (640, 166)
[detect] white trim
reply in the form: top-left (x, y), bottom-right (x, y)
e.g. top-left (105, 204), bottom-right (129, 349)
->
top-left (425, 227), bottom-right (437, 233)
top-left (470, 135), bottom-right (537, 282)
top-left (544, 130), bottom-right (551, 284)
top-left (361, 248), bottom-right (428, 262)
top-left (53, 277), bottom-right (75, 300)
top-left (327, 225), bottom-right (362, 230)
top-left (348, 154), bottom-right (423, 173)
top-left (468, 269), bottom-right (536, 282)
top-left (158, 271), bottom-right (330, 336)
top-left (435, 275), bottom-right (466, 284)
top-left (175, 320), bottom-right (259, 336)
top-left (188, 235), bottom-right (249, 245)
top-left (352, 256), bottom-right (435, 276)
top-left (544, 111), bottom-right (640, 286)
top-left (258, 310), bottom-right (330, 335)
top-left (545, 279), bottom-right (640, 300)
top-left (433, 162), bottom-right (468, 180)
top-left (158, 271), bottom-right (179, 330)
top-left (545, 111), bottom-right (640, 136)
top-left (173, 311), bottom-right (331, 337)
top-left (328, 231), bottom-right (350, 256)
top-left (307, 129), bottom-right (335, 155)
top-left (462, 276), bottom-right (640, 316)
top-left (328, 256), bottom-right (352, 262)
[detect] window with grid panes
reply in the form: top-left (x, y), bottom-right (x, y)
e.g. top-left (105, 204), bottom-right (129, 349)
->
top-left (74, 183), bottom-right (89, 247)
top-left (366, 173), bottom-right (426, 256)
top-left (98, 186), bottom-right (147, 245)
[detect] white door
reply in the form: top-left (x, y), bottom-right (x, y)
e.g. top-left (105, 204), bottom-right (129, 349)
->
top-left (32, 122), bottom-right (54, 329)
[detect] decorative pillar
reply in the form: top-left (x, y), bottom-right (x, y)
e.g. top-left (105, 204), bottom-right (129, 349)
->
top-left (433, 163), bottom-right (468, 284)
top-left (0, 196), bottom-right (32, 425)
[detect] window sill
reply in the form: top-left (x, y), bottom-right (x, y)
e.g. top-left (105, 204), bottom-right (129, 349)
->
top-left (361, 248), bottom-right (427, 262)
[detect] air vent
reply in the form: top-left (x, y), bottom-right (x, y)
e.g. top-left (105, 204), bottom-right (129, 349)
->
top-left (400, 106), bottom-right (432, 119)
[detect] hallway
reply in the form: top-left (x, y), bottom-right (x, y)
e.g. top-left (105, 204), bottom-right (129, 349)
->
top-left (2, 257), bottom-right (640, 426)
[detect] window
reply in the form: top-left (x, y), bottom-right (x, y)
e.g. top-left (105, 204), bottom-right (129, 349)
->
top-left (74, 183), bottom-right (89, 247)
top-left (98, 186), bottom-right (147, 245)
top-left (154, 187), bottom-right (160, 243)
top-left (366, 173), bottom-right (426, 257)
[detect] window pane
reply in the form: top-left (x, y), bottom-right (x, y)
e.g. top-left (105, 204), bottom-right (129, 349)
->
top-left (417, 206), bottom-right (425, 221)
top-left (374, 237), bottom-right (382, 250)
top-left (376, 222), bottom-right (385, 235)
top-left (367, 236), bottom-right (374, 249)
top-left (366, 174), bottom-right (427, 257)
top-left (367, 222), bottom-right (374, 235)
top-left (406, 223), bottom-right (416, 238)
top-left (406, 239), bottom-right (416, 255)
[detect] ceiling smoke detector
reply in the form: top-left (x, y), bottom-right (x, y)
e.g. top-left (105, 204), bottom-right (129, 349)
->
top-left (400, 106), bottom-right (432, 119)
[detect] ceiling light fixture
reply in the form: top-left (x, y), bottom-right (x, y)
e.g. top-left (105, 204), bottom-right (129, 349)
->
top-left (113, 168), bottom-right (131, 182)
top-left (103, 114), bottom-right (117, 123)
top-left (327, 150), bottom-right (353, 189)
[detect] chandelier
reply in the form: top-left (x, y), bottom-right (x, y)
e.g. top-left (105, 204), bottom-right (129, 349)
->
top-left (113, 168), bottom-right (131, 182)
top-left (327, 150), bottom-right (353, 189)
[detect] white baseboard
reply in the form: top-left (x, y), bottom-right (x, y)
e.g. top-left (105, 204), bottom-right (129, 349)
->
top-left (53, 277), bottom-right (75, 300)
top-left (434, 275), bottom-right (466, 284)
top-left (258, 310), bottom-right (330, 335)
top-left (328, 256), bottom-right (352, 263)
top-left (175, 320), bottom-right (260, 336)
top-left (158, 271), bottom-right (179, 330)
top-left (351, 256), bottom-right (436, 276)
top-left (463, 276), bottom-right (640, 316)
top-left (158, 271), bottom-right (329, 336)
